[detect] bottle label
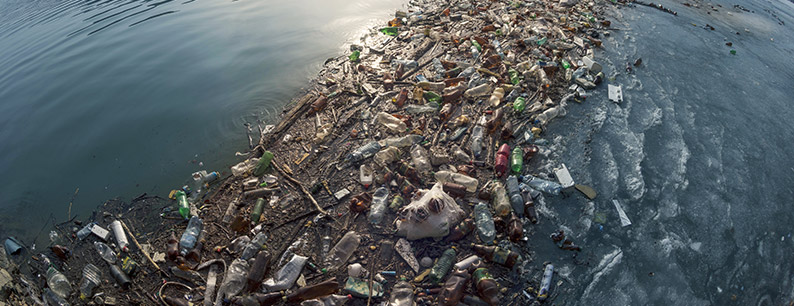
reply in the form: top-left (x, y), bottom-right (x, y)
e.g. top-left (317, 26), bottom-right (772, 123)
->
top-left (492, 249), bottom-right (508, 265)
top-left (472, 268), bottom-right (494, 283)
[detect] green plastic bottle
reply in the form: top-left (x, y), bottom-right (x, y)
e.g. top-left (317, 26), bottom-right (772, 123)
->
top-left (471, 40), bottom-right (482, 52)
top-left (510, 147), bottom-right (523, 174)
top-left (513, 97), bottom-right (526, 113)
top-left (175, 190), bottom-right (190, 219)
top-left (428, 248), bottom-right (457, 284)
top-left (252, 151), bottom-right (274, 177)
top-left (561, 60), bottom-right (571, 70)
top-left (423, 91), bottom-right (441, 103)
top-left (349, 50), bottom-right (360, 62)
top-left (508, 68), bottom-right (520, 85)
top-left (379, 27), bottom-right (399, 36)
top-left (251, 198), bottom-right (265, 224)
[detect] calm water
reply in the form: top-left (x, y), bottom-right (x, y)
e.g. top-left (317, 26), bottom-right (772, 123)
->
top-left (0, 0), bottom-right (405, 241)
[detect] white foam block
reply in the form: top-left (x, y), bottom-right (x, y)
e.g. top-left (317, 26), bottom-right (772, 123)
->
top-left (608, 84), bottom-right (623, 103)
top-left (554, 163), bottom-right (575, 188)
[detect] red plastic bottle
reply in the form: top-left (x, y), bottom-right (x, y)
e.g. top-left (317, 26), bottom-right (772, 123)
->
top-left (494, 144), bottom-right (510, 177)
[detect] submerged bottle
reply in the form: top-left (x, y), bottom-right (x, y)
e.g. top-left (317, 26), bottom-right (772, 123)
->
top-left (324, 231), bottom-right (361, 271)
top-left (520, 175), bottom-right (562, 195)
top-left (79, 264), bottom-right (101, 300)
top-left (179, 216), bottom-right (203, 256)
top-left (474, 202), bottom-right (495, 245)
top-left (494, 144), bottom-right (510, 177)
top-left (538, 264), bottom-right (554, 301)
top-left (505, 176), bottom-right (523, 216)
top-left (175, 190), bottom-right (190, 219)
top-left (47, 266), bottom-right (72, 298)
top-left (368, 187), bottom-right (390, 224)
top-left (473, 267), bottom-right (499, 305)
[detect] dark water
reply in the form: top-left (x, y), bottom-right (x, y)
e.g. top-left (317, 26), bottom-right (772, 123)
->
top-left (0, 0), bottom-right (405, 242)
top-left (533, 0), bottom-right (794, 304)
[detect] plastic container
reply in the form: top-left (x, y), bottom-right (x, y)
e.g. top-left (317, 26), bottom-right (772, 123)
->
top-left (510, 147), bottom-right (523, 174)
top-left (231, 158), bottom-right (259, 177)
top-left (490, 181), bottom-right (511, 217)
top-left (252, 151), bottom-right (274, 176)
top-left (79, 264), bottom-right (101, 300)
top-left (179, 216), bottom-right (203, 256)
top-left (240, 232), bottom-right (267, 260)
top-left (46, 266), bottom-right (72, 298)
top-left (438, 269), bottom-right (469, 306)
top-left (494, 144), bottom-right (510, 177)
top-left (359, 165), bottom-right (373, 188)
top-left (76, 223), bottom-right (94, 240)
top-left (216, 259), bottom-right (249, 303)
top-left (473, 203), bottom-right (495, 245)
top-left (464, 83), bottom-right (490, 98)
top-left (109, 220), bottom-right (129, 252)
top-left (488, 87), bottom-right (505, 107)
top-left (324, 231), bottom-right (361, 271)
top-left (175, 190), bottom-right (190, 219)
top-left (520, 175), bottom-right (562, 195)
top-left (470, 125), bottom-right (484, 160)
top-left (538, 264), bottom-right (554, 301)
top-left (375, 112), bottom-right (407, 133)
top-left (43, 288), bottom-right (70, 306)
top-left (367, 187), bottom-right (390, 224)
top-left (93, 242), bottom-right (116, 264)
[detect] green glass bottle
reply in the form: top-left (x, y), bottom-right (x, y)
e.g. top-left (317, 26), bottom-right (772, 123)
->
top-left (510, 147), bottom-right (523, 174)
top-left (252, 151), bottom-right (274, 177)
top-left (562, 60), bottom-right (571, 70)
top-left (471, 39), bottom-right (482, 52)
top-left (251, 198), bottom-right (265, 224)
top-left (175, 190), bottom-right (190, 219)
top-left (379, 27), bottom-right (399, 36)
top-left (508, 68), bottom-right (520, 85)
top-left (349, 50), bottom-right (360, 62)
top-left (513, 97), bottom-right (526, 113)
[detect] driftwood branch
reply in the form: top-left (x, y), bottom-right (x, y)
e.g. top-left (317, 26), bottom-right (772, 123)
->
top-left (271, 161), bottom-right (329, 215)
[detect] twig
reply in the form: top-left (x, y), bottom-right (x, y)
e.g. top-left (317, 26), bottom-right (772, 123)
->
top-left (120, 219), bottom-right (165, 275)
top-left (67, 188), bottom-right (79, 221)
top-left (272, 161), bottom-right (329, 215)
top-left (367, 251), bottom-right (380, 306)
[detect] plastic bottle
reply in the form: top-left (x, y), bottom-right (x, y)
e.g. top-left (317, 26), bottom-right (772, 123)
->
top-left (231, 158), bottom-right (259, 177)
top-left (474, 203), bottom-right (495, 245)
top-left (179, 216), bottom-right (203, 256)
top-left (507, 213), bottom-right (523, 242)
top-left (76, 223), bottom-right (94, 240)
top-left (434, 171), bottom-right (478, 192)
top-left (431, 58), bottom-right (446, 80)
top-left (263, 254), bottom-right (308, 292)
top-left (535, 104), bottom-right (565, 126)
top-left (324, 231), bottom-right (361, 271)
top-left (376, 112), bottom-right (407, 133)
top-left (452, 145), bottom-right (471, 162)
top-left (510, 147), bottom-right (523, 174)
top-left (494, 144), bottom-right (510, 177)
top-left (488, 87), bottom-right (505, 107)
top-left (93, 242), bottom-right (116, 264)
top-left (46, 266), bottom-right (72, 298)
top-left (109, 220), bottom-right (129, 252)
top-left (43, 288), bottom-right (70, 306)
top-left (175, 190), bottom-right (190, 219)
top-left (346, 141), bottom-right (382, 163)
top-left (231, 292), bottom-right (283, 305)
top-left (427, 248), bottom-right (456, 284)
top-left (508, 68), bottom-right (520, 85)
top-left (520, 175), bottom-right (562, 195)
top-left (79, 264), bottom-right (101, 300)
top-left (438, 269), bottom-right (470, 306)
top-left (109, 264), bottom-right (131, 289)
top-left (453, 255), bottom-right (481, 270)
top-left (166, 232), bottom-right (179, 260)
top-left (505, 176), bottom-right (523, 216)
top-left (410, 145), bottom-right (432, 174)
top-left (513, 97), bottom-right (526, 112)
top-left (417, 81), bottom-right (445, 92)
top-left (389, 281), bottom-right (415, 306)
top-left (381, 135), bottom-right (423, 148)
top-left (473, 267), bottom-right (499, 305)
top-left (464, 83), bottom-right (490, 98)
top-left (245, 251), bottom-right (271, 292)
top-left (538, 264), bottom-right (554, 301)
top-left (301, 294), bottom-right (352, 306)
top-left (368, 187), bottom-right (390, 224)
top-left (358, 164), bottom-right (373, 189)
top-left (189, 170), bottom-right (219, 202)
top-left (247, 152), bottom-right (273, 177)
top-left (471, 244), bottom-right (521, 268)
top-left (217, 259), bottom-right (250, 303)
top-left (521, 187), bottom-right (538, 224)
top-left (490, 181), bottom-right (511, 217)
top-left (470, 125), bottom-right (484, 160)
top-left (405, 103), bottom-right (439, 114)
top-left (485, 108), bottom-right (504, 135)
top-left (285, 278), bottom-right (339, 303)
top-left (392, 59), bottom-right (418, 70)
top-left (250, 198), bottom-right (265, 225)
top-left (439, 103), bottom-right (455, 121)
top-left (240, 232), bottom-right (267, 260)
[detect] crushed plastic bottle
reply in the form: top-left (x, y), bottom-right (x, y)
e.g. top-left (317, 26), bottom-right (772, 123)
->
top-left (93, 242), bottom-right (116, 264)
top-left (263, 254), bottom-right (308, 292)
top-left (438, 269), bottom-right (470, 306)
top-left (368, 187), bottom-right (390, 224)
top-left (464, 83), bottom-right (490, 98)
top-left (46, 266), bottom-right (72, 298)
top-left (216, 259), bottom-right (250, 304)
top-left (434, 171), bottom-right (478, 192)
top-left (179, 216), bottom-right (203, 256)
top-left (376, 112), bottom-right (407, 133)
top-left (346, 141), bottom-right (382, 164)
top-left (490, 180), bottom-right (512, 217)
top-left (324, 231), bottom-right (361, 271)
top-left (240, 231), bottom-right (267, 260)
top-left (488, 87), bottom-right (505, 107)
top-left (474, 202), bottom-right (495, 245)
top-left (43, 288), bottom-right (70, 306)
top-left (389, 281), bottom-right (415, 306)
top-left (79, 264), bottom-right (101, 300)
top-left (469, 124), bottom-right (485, 160)
top-left (410, 144), bottom-right (432, 174)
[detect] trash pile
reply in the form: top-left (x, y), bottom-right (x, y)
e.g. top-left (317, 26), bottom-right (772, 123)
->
top-left (1, 0), bottom-right (620, 305)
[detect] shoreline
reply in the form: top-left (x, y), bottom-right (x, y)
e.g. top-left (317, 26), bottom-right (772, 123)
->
top-left (0, 0), bottom-right (619, 305)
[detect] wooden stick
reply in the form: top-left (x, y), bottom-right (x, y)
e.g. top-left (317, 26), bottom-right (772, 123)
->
top-left (272, 161), bottom-right (329, 215)
top-left (67, 188), bottom-right (79, 221)
top-left (120, 219), bottom-right (165, 274)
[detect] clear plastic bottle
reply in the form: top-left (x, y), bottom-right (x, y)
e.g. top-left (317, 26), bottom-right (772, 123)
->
top-left (109, 220), bottom-right (129, 252)
top-left (452, 145), bottom-right (471, 163)
top-left (490, 181), bottom-right (512, 217)
top-left (79, 264), bottom-right (101, 300)
top-left (416, 81), bottom-right (445, 93)
top-left (473, 202), bottom-right (495, 245)
top-left (391, 59), bottom-right (418, 70)
top-left (382, 134), bottom-right (423, 148)
top-left (216, 259), bottom-right (250, 304)
top-left (376, 112), bottom-right (407, 133)
top-left (469, 125), bottom-right (484, 160)
top-left (231, 158), bottom-right (259, 177)
top-left (464, 83), bottom-right (490, 98)
top-left (427, 248), bottom-right (456, 284)
top-left (405, 102), bottom-right (439, 114)
top-left (240, 231), bottom-right (267, 260)
top-left (346, 141), bottom-right (382, 163)
top-left (324, 231), bottom-right (361, 271)
top-left (93, 241), bottom-right (116, 264)
top-left (389, 281), bottom-right (415, 306)
top-left (76, 223), bottom-right (95, 240)
top-left (262, 255), bottom-right (308, 292)
top-left (43, 288), bottom-right (70, 306)
top-left (46, 266), bottom-right (72, 298)
top-left (367, 187), bottom-right (390, 224)
top-left (505, 176), bottom-right (524, 217)
top-left (488, 87), bottom-right (505, 107)
top-left (434, 171), bottom-right (478, 192)
top-left (520, 175), bottom-right (562, 195)
top-left (410, 145), bottom-right (432, 174)
top-left (179, 216), bottom-right (203, 256)
top-left (535, 103), bottom-right (566, 126)
top-left (431, 58), bottom-right (446, 81)
top-left (189, 170), bottom-right (219, 202)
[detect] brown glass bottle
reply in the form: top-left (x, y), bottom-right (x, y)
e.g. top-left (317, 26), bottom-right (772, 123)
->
top-left (246, 251), bottom-right (271, 292)
top-left (445, 218), bottom-right (475, 242)
top-left (437, 269), bottom-right (470, 306)
top-left (166, 232), bottom-right (179, 260)
top-left (285, 278), bottom-right (339, 303)
top-left (507, 213), bottom-right (523, 242)
top-left (471, 244), bottom-right (520, 268)
top-left (472, 267), bottom-right (499, 306)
